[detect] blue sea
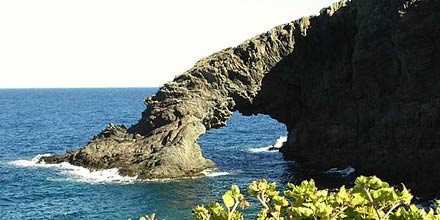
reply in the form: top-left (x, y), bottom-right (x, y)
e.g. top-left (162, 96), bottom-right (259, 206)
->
top-left (0, 88), bottom-right (346, 219)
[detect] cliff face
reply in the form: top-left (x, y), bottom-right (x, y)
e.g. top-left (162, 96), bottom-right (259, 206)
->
top-left (256, 0), bottom-right (440, 194)
top-left (43, 0), bottom-right (440, 194)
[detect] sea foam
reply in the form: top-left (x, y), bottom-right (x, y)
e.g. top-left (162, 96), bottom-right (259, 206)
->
top-left (9, 154), bottom-right (137, 184)
top-left (248, 136), bottom-right (287, 153)
top-left (325, 166), bottom-right (355, 177)
top-left (201, 169), bottom-right (231, 177)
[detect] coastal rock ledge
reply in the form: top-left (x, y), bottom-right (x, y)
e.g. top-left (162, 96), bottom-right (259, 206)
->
top-left (43, 0), bottom-right (440, 194)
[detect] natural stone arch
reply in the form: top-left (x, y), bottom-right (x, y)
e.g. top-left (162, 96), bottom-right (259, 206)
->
top-left (43, 4), bottom-right (310, 178)
top-left (43, 0), bottom-right (440, 195)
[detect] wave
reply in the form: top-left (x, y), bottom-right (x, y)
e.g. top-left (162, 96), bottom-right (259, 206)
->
top-left (248, 136), bottom-right (287, 153)
top-left (201, 169), bottom-right (230, 177)
top-left (248, 146), bottom-right (273, 153)
top-left (325, 166), bottom-right (355, 177)
top-left (9, 153), bottom-right (52, 167)
top-left (8, 154), bottom-right (137, 184)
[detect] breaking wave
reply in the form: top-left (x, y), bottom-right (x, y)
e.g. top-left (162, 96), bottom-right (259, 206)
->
top-left (248, 136), bottom-right (287, 153)
top-left (9, 154), bottom-right (137, 184)
top-left (201, 169), bottom-right (231, 177)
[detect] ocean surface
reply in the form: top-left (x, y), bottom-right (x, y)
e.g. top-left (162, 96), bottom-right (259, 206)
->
top-left (0, 88), bottom-right (348, 220)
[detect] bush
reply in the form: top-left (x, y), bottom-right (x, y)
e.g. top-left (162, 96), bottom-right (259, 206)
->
top-left (138, 176), bottom-right (440, 220)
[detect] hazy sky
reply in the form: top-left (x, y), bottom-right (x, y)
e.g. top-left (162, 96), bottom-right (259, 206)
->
top-left (0, 0), bottom-right (336, 88)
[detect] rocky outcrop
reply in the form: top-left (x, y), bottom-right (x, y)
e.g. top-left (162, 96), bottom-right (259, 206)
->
top-left (42, 8), bottom-right (301, 179)
top-left (43, 0), bottom-right (440, 194)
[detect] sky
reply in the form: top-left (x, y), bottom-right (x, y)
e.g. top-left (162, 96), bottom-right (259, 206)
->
top-left (0, 0), bottom-right (337, 88)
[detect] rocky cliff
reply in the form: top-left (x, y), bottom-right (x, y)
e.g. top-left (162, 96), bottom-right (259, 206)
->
top-left (43, 0), bottom-right (440, 194)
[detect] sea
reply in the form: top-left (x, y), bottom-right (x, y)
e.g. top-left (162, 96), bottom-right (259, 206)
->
top-left (0, 88), bottom-right (351, 220)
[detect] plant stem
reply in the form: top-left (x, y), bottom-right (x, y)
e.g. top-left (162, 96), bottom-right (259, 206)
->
top-left (257, 194), bottom-right (270, 210)
top-left (228, 200), bottom-right (240, 220)
top-left (330, 207), bottom-right (348, 220)
top-left (383, 202), bottom-right (401, 220)
top-left (363, 187), bottom-right (383, 220)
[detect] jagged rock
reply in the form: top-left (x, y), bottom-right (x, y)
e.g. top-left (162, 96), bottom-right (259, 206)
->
top-left (42, 0), bottom-right (440, 194)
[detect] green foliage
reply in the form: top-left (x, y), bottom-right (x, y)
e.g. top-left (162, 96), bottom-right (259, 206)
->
top-left (132, 213), bottom-right (155, 220)
top-left (193, 184), bottom-right (249, 220)
top-left (191, 176), bottom-right (440, 220)
top-left (136, 176), bottom-right (439, 219)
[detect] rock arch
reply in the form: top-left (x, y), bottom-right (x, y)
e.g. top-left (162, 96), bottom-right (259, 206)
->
top-left (44, 0), bottom-right (440, 194)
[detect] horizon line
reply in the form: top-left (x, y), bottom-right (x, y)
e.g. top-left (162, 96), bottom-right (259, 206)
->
top-left (0, 86), bottom-right (160, 90)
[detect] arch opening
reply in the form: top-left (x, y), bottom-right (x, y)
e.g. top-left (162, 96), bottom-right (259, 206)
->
top-left (198, 111), bottom-right (288, 182)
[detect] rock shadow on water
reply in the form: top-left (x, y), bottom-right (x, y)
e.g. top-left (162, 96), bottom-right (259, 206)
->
top-left (280, 162), bottom-right (358, 191)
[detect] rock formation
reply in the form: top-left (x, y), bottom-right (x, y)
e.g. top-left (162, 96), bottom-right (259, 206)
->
top-left (43, 0), bottom-right (440, 194)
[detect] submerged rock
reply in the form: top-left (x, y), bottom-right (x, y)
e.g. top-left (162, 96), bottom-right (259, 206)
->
top-left (43, 0), bottom-right (440, 194)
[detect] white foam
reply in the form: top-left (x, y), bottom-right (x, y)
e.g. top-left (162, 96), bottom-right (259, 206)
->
top-left (9, 154), bottom-right (137, 184)
top-left (9, 153), bottom-right (52, 167)
top-left (273, 136), bottom-right (287, 148)
top-left (201, 169), bottom-right (230, 177)
top-left (248, 146), bottom-right (272, 153)
top-left (325, 166), bottom-right (355, 177)
top-left (248, 136), bottom-right (287, 153)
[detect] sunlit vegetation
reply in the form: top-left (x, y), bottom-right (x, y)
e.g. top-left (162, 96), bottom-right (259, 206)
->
top-left (139, 176), bottom-right (440, 220)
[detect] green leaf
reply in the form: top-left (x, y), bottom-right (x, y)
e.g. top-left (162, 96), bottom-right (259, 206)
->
top-left (400, 184), bottom-right (413, 204)
top-left (289, 207), bottom-right (314, 217)
top-left (223, 193), bottom-right (235, 208)
top-left (231, 185), bottom-right (240, 197)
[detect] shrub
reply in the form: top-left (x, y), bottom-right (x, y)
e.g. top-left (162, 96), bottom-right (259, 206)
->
top-left (137, 176), bottom-right (440, 220)
top-left (192, 176), bottom-right (440, 220)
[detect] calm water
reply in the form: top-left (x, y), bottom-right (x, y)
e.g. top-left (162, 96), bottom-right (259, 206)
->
top-left (0, 88), bottom-right (296, 219)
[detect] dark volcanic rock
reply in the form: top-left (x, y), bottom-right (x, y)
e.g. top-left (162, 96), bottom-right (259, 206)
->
top-left (43, 0), bottom-right (440, 194)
